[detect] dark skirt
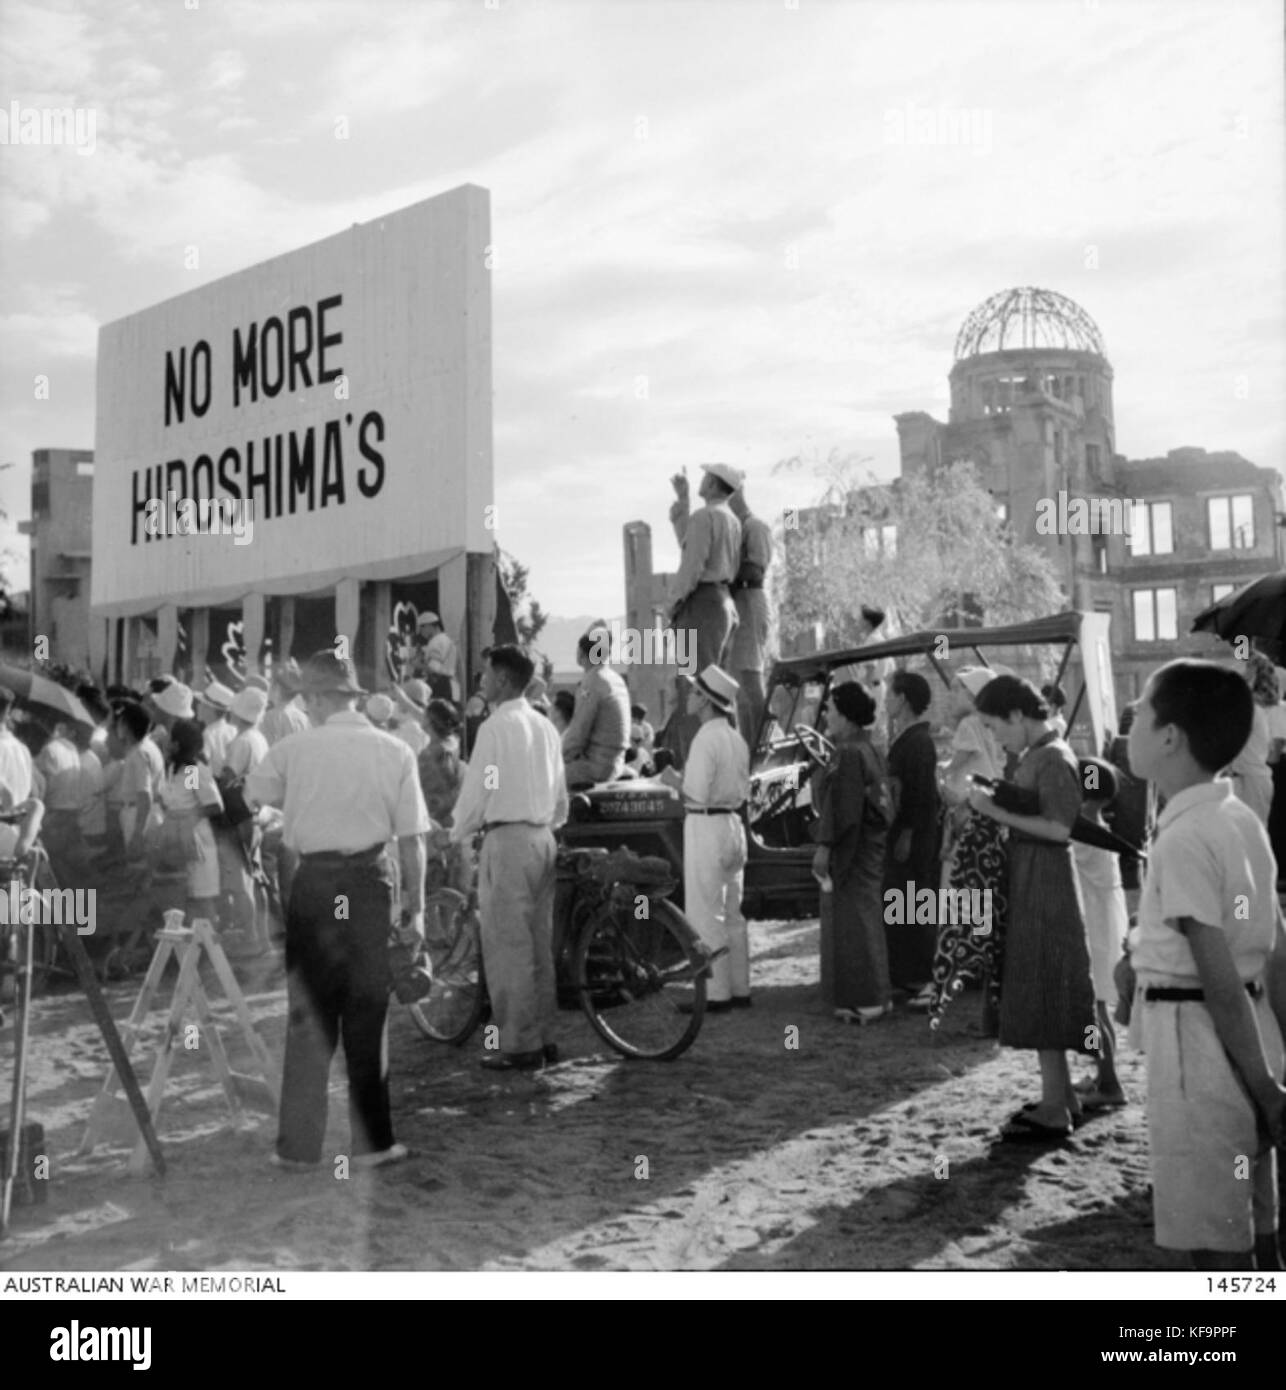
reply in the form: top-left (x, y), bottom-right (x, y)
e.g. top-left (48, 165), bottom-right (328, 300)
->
top-left (929, 810), bottom-right (1008, 1026)
top-left (999, 835), bottom-right (1096, 1050)
top-left (819, 828), bottom-right (890, 1010)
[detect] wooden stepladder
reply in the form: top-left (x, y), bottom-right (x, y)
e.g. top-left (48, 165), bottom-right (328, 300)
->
top-left (81, 913), bottom-right (280, 1174)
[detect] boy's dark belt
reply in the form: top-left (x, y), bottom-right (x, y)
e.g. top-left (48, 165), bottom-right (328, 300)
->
top-left (1143, 981), bottom-right (1264, 1001)
top-left (299, 843), bottom-right (385, 865)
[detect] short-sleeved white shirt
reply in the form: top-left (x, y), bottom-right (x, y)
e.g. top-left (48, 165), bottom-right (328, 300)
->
top-left (0, 729), bottom-right (34, 808)
top-left (1132, 779), bottom-right (1277, 985)
top-left (245, 709), bottom-right (430, 855)
top-left (683, 718), bottom-right (750, 809)
top-left (951, 712), bottom-right (1004, 782)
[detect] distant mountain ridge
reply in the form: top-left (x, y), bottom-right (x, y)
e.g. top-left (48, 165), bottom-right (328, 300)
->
top-left (537, 613), bottom-right (623, 674)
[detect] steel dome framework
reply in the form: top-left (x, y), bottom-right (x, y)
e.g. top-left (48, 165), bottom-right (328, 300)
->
top-left (953, 287), bottom-right (1107, 361)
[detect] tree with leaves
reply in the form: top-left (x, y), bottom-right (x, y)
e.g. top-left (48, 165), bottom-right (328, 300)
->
top-left (495, 544), bottom-right (553, 682)
top-left (774, 457), bottom-right (1065, 652)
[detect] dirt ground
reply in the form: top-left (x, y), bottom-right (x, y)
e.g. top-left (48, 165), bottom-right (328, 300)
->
top-left (0, 915), bottom-right (1179, 1273)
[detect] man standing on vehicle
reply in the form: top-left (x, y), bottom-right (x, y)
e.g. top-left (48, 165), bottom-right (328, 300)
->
top-left (245, 650), bottom-right (430, 1170)
top-left (727, 480), bottom-right (774, 745)
top-left (450, 644), bottom-right (569, 1071)
top-left (668, 464), bottom-right (743, 676)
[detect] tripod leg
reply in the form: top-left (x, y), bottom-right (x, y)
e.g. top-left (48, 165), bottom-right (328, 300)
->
top-left (56, 923), bottom-right (167, 1179)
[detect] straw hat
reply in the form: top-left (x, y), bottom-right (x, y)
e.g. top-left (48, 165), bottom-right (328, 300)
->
top-left (229, 687), bottom-right (268, 724)
top-left (694, 664), bottom-right (739, 711)
top-left (153, 682), bottom-right (194, 720)
top-left (701, 463), bottom-right (744, 493)
top-left (195, 680), bottom-right (235, 711)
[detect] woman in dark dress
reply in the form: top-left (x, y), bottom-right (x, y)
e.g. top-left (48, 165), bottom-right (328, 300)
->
top-left (812, 681), bottom-right (893, 1023)
top-left (969, 676), bottom-right (1096, 1142)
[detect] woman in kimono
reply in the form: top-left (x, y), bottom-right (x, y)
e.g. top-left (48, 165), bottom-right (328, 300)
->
top-left (812, 681), bottom-right (893, 1024)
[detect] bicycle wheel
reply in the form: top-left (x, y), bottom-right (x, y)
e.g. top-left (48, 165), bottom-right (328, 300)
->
top-left (407, 888), bottom-right (489, 1045)
top-left (573, 895), bottom-right (707, 1061)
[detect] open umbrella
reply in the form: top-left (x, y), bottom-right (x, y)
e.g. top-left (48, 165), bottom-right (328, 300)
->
top-left (0, 663), bottom-right (97, 726)
top-left (1191, 572), bottom-right (1286, 647)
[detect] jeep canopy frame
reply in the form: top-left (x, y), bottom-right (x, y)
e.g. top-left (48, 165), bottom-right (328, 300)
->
top-left (764, 610), bottom-right (1117, 756)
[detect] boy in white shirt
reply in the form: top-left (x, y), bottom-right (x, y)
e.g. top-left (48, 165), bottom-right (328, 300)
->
top-left (1124, 659), bottom-right (1286, 1269)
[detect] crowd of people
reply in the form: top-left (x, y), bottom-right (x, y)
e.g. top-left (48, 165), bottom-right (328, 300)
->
top-left (804, 653), bottom-right (1286, 1272)
top-left (3, 460), bottom-right (1284, 1269)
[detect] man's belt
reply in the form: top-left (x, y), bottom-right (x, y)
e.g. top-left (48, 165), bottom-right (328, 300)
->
top-left (1143, 981), bottom-right (1264, 1002)
top-left (481, 820), bottom-right (547, 835)
top-left (692, 580), bottom-right (732, 590)
top-left (685, 805), bottom-right (741, 815)
top-left (732, 579), bottom-right (765, 591)
top-left (298, 843), bottom-right (386, 865)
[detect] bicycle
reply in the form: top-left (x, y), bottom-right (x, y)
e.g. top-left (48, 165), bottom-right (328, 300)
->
top-left (407, 844), bottom-right (716, 1061)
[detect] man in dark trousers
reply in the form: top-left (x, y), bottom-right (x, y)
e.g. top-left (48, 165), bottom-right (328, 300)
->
top-left (882, 669), bottom-right (942, 1004)
top-left (246, 650), bottom-right (430, 1170)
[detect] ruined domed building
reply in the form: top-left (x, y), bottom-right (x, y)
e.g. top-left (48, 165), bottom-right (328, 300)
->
top-left (894, 287), bottom-right (1284, 704)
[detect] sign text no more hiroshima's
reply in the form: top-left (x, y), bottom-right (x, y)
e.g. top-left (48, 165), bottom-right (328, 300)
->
top-left (91, 184), bottom-right (494, 615)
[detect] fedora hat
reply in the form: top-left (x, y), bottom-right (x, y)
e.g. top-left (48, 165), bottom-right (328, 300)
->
top-left (415, 610), bottom-right (442, 630)
top-left (153, 682), bottom-right (194, 720)
top-left (195, 679), bottom-right (235, 711)
top-left (230, 687), bottom-right (268, 724)
top-left (694, 664), bottom-right (739, 712)
top-left (701, 462), bottom-right (744, 493)
top-left (300, 650), bottom-right (366, 695)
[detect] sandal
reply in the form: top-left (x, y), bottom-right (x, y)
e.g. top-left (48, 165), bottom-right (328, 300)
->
top-left (1016, 1100), bottom-right (1086, 1130)
top-left (998, 1111), bottom-right (1072, 1144)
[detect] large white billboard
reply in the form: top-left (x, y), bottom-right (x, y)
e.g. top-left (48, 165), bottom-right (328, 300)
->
top-left (92, 184), bottom-right (492, 617)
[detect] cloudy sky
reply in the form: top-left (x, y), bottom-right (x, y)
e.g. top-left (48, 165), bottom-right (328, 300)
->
top-left (0, 0), bottom-right (1281, 654)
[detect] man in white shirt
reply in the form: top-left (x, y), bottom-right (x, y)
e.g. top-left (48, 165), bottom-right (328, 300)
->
top-left (197, 680), bottom-right (238, 775)
top-left (681, 665), bottom-right (751, 1010)
top-left (262, 665), bottom-right (311, 746)
top-left (451, 644), bottom-right (569, 1070)
top-left (35, 719), bottom-right (83, 884)
top-left (414, 612), bottom-right (461, 702)
top-left (246, 651), bottom-right (430, 1170)
top-left (0, 686), bottom-right (35, 810)
top-left (669, 464), bottom-right (743, 676)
